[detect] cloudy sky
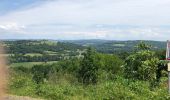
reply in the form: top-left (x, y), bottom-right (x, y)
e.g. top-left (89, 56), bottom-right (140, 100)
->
top-left (0, 0), bottom-right (170, 40)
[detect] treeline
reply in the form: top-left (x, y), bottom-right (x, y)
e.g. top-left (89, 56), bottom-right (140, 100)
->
top-left (9, 54), bottom-right (62, 63)
top-left (3, 40), bottom-right (85, 54)
top-left (67, 40), bottom-right (166, 54)
top-left (4, 40), bottom-right (165, 55)
top-left (9, 52), bottom-right (80, 63)
top-left (94, 40), bottom-right (166, 54)
top-left (2, 40), bottom-right (85, 63)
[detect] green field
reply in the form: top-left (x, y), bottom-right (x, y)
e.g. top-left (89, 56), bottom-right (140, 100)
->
top-left (10, 61), bottom-right (58, 68)
top-left (113, 43), bottom-right (125, 47)
top-left (0, 54), bottom-right (14, 57)
top-left (24, 53), bottom-right (43, 57)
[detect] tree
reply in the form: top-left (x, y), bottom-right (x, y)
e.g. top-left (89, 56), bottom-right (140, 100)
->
top-left (135, 41), bottom-right (151, 51)
top-left (97, 53), bottom-right (123, 76)
top-left (31, 64), bottom-right (52, 84)
top-left (124, 42), bottom-right (159, 82)
top-left (155, 50), bottom-right (166, 60)
top-left (78, 47), bottom-right (99, 84)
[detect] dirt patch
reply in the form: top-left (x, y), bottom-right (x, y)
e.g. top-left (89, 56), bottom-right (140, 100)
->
top-left (1, 95), bottom-right (43, 100)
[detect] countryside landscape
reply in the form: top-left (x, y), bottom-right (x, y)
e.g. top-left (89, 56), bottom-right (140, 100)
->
top-left (0, 39), bottom-right (169, 100)
top-left (1, 0), bottom-right (170, 100)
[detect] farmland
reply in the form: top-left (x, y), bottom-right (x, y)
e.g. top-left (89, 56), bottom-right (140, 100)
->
top-left (0, 0), bottom-right (169, 100)
top-left (0, 40), bottom-right (169, 100)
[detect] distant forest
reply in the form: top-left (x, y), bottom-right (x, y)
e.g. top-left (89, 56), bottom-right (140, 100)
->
top-left (0, 40), bottom-right (166, 63)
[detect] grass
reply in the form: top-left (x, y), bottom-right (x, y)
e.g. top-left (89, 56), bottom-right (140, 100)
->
top-left (25, 53), bottom-right (43, 57)
top-left (0, 54), bottom-right (14, 57)
top-left (44, 51), bottom-right (58, 55)
top-left (113, 44), bottom-right (125, 47)
top-left (9, 74), bottom-right (170, 100)
top-left (10, 61), bottom-right (58, 68)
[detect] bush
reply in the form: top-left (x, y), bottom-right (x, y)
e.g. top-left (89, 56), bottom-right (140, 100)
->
top-left (124, 42), bottom-right (160, 83)
top-left (99, 54), bottom-right (124, 76)
top-left (12, 66), bottom-right (30, 73)
top-left (31, 64), bottom-right (52, 84)
top-left (78, 47), bottom-right (99, 84)
top-left (9, 72), bottom-right (37, 97)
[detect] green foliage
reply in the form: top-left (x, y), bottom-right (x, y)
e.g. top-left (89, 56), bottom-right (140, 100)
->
top-left (4, 40), bottom-right (84, 54)
top-left (53, 58), bottom-right (80, 73)
top-left (7, 40), bottom-right (170, 100)
top-left (78, 47), bottom-right (99, 84)
top-left (12, 65), bottom-right (30, 73)
top-left (10, 61), bottom-right (58, 68)
top-left (9, 53), bottom-right (62, 63)
top-left (124, 42), bottom-right (159, 82)
top-left (155, 49), bottom-right (166, 60)
top-left (96, 53), bottom-right (124, 81)
top-left (9, 72), bottom-right (37, 97)
top-left (9, 73), bottom-right (170, 100)
top-left (99, 54), bottom-right (123, 74)
top-left (31, 64), bottom-right (52, 84)
top-left (90, 40), bottom-right (166, 54)
top-left (2, 40), bottom-right (85, 63)
top-left (136, 41), bottom-right (152, 50)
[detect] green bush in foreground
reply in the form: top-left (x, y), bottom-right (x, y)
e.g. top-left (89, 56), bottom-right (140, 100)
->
top-left (78, 47), bottom-right (99, 85)
top-left (124, 42), bottom-right (160, 85)
top-left (9, 73), bottom-right (170, 100)
top-left (124, 50), bottom-right (159, 81)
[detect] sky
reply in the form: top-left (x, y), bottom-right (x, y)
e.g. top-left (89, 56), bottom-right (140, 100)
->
top-left (0, 0), bottom-right (170, 40)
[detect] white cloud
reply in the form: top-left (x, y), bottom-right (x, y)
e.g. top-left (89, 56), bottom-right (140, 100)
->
top-left (0, 22), bottom-right (25, 31)
top-left (0, 0), bottom-right (170, 40)
top-left (1, 0), bottom-right (170, 25)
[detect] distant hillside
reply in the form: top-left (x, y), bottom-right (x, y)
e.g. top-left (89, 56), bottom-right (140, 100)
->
top-left (1, 40), bottom-right (85, 63)
top-left (63, 40), bottom-right (166, 53)
top-left (60, 39), bottom-right (109, 46)
top-left (1, 39), bottom-right (167, 55)
top-left (95, 40), bottom-right (166, 53)
top-left (2, 40), bottom-right (84, 54)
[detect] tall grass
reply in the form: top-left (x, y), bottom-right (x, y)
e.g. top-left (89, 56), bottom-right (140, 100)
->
top-left (9, 70), bottom-right (170, 100)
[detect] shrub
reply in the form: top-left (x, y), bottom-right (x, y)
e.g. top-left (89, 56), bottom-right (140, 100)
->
top-left (31, 64), bottom-right (52, 84)
top-left (124, 42), bottom-right (160, 85)
top-left (78, 47), bottom-right (99, 84)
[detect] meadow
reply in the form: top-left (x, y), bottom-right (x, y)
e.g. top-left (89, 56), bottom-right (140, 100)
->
top-left (10, 61), bottom-right (58, 68)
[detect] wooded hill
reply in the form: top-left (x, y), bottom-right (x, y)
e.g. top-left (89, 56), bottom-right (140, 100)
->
top-left (62, 39), bottom-right (166, 53)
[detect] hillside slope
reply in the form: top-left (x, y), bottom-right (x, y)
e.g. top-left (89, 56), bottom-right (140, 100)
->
top-left (64, 40), bottom-right (166, 53)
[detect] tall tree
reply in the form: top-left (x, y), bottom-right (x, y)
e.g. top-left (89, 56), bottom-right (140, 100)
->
top-left (78, 47), bottom-right (99, 84)
top-left (124, 42), bottom-right (159, 82)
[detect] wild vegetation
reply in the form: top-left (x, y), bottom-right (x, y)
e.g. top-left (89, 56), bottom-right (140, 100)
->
top-left (1, 40), bottom-right (85, 63)
top-left (1, 40), bottom-right (169, 100)
top-left (66, 40), bottom-right (166, 54)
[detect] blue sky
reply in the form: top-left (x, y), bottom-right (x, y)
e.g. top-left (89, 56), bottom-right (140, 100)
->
top-left (0, 0), bottom-right (44, 15)
top-left (0, 0), bottom-right (170, 40)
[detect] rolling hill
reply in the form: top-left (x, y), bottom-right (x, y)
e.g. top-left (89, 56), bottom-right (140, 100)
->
top-left (62, 40), bottom-right (166, 53)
